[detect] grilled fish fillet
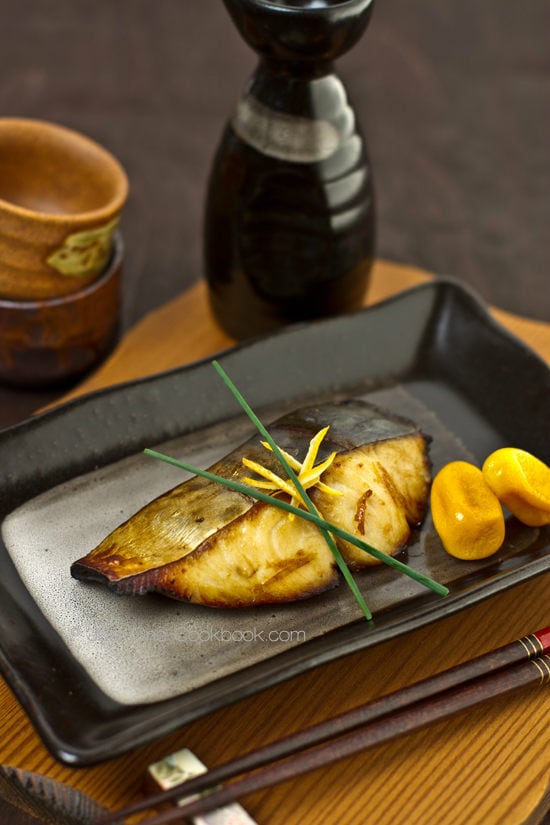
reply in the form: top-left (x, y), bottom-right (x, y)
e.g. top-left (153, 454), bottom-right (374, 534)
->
top-left (71, 400), bottom-right (431, 606)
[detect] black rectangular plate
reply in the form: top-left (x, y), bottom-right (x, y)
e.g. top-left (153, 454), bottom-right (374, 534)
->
top-left (0, 277), bottom-right (548, 766)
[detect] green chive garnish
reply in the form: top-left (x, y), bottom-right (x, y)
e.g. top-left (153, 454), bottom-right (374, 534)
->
top-left (144, 361), bottom-right (449, 621)
top-left (144, 446), bottom-right (448, 599)
top-left (211, 360), bottom-right (373, 620)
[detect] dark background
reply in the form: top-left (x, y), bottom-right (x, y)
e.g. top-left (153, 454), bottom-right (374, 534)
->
top-left (1, 0), bottom-right (549, 428)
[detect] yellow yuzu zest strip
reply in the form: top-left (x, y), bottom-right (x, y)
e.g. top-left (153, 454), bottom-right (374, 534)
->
top-left (301, 426), bottom-right (331, 474)
top-left (243, 426), bottom-right (342, 519)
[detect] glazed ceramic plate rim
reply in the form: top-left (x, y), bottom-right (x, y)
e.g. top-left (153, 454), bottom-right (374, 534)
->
top-left (0, 277), bottom-right (548, 766)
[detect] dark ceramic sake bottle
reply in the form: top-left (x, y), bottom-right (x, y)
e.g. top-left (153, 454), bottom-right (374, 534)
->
top-left (204, 0), bottom-right (375, 339)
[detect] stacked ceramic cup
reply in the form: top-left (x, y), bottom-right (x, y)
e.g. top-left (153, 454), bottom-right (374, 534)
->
top-left (0, 118), bottom-right (128, 386)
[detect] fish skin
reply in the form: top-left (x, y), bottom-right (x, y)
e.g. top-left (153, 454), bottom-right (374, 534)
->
top-left (122, 500), bottom-right (340, 607)
top-left (71, 400), bottom-right (430, 606)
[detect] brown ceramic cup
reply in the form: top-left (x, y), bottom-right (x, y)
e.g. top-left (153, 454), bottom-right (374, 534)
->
top-left (0, 233), bottom-right (123, 387)
top-left (0, 118), bottom-right (128, 300)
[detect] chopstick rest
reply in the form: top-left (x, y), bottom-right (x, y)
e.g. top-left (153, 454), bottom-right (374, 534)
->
top-left (145, 748), bottom-right (258, 825)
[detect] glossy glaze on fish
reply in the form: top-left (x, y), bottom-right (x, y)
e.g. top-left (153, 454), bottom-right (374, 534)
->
top-left (71, 401), bottom-right (431, 607)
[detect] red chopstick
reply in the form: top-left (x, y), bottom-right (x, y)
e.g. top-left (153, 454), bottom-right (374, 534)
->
top-left (99, 627), bottom-right (550, 825)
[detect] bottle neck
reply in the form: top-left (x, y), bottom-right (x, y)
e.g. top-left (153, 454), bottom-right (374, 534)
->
top-left (247, 59), bottom-right (338, 118)
top-left (258, 55), bottom-right (334, 81)
top-left (231, 66), bottom-right (358, 164)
